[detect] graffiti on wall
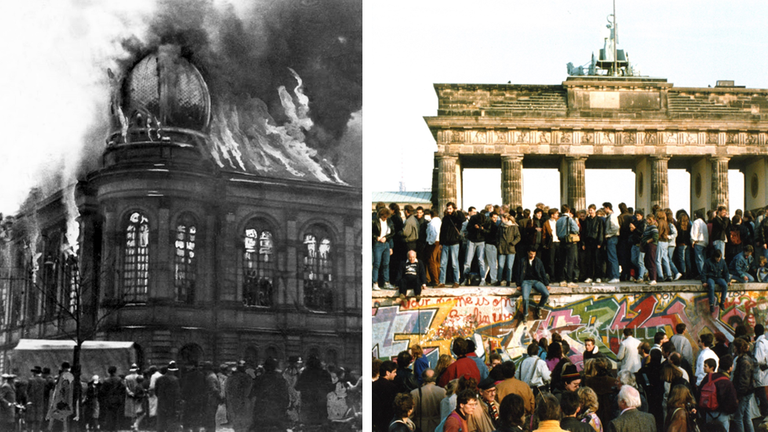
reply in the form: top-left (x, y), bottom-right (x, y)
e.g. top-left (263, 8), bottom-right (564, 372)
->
top-left (372, 290), bottom-right (768, 369)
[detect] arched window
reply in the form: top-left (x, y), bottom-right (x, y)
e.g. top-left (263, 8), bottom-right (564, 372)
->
top-left (122, 211), bottom-right (149, 303)
top-left (64, 254), bottom-right (79, 314)
top-left (243, 220), bottom-right (274, 307)
top-left (302, 225), bottom-right (333, 311)
top-left (174, 213), bottom-right (197, 304)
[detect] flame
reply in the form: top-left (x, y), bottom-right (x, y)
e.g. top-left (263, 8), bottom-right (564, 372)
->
top-left (206, 69), bottom-right (347, 185)
top-left (63, 185), bottom-right (80, 255)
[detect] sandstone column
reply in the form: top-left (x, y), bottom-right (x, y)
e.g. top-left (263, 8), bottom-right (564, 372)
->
top-left (650, 156), bottom-right (670, 210)
top-left (564, 156), bottom-right (586, 211)
top-left (501, 154), bottom-right (523, 209)
top-left (436, 154), bottom-right (458, 212)
top-left (711, 156), bottom-right (730, 210)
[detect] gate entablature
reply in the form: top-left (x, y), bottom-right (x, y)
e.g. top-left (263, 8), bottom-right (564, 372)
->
top-left (426, 77), bottom-right (768, 214)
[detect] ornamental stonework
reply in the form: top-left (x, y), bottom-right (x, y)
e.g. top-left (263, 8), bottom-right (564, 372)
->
top-left (707, 132), bottom-right (718, 144)
top-left (493, 131), bottom-right (509, 144)
top-left (471, 130), bottom-right (487, 143)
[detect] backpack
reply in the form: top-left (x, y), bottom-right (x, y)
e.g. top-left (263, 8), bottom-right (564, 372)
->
top-left (434, 411), bottom-right (462, 432)
top-left (729, 228), bottom-right (742, 245)
top-left (699, 373), bottom-right (728, 411)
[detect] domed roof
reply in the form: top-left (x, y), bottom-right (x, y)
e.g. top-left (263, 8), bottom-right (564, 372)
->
top-left (121, 45), bottom-right (210, 130)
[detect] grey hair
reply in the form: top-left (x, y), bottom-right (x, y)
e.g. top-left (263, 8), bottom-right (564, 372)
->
top-left (617, 370), bottom-right (637, 388)
top-left (617, 385), bottom-right (642, 408)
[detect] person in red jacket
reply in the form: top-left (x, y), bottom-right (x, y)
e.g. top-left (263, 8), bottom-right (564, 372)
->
top-left (437, 338), bottom-right (481, 388)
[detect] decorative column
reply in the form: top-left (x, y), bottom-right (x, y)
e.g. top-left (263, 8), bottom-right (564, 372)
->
top-left (565, 156), bottom-right (587, 211)
top-left (711, 156), bottom-right (730, 210)
top-left (436, 154), bottom-right (458, 212)
top-left (650, 156), bottom-right (670, 210)
top-left (501, 155), bottom-right (523, 209)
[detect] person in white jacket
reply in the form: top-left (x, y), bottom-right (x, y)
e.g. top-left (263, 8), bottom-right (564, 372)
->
top-left (516, 343), bottom-right (551, 395)
top-left (617, 328), bottom-right (642, 373)
top-left (694, 333), bottom-right (719, 386)
top-left (754, 324), bottom-right (768, 417)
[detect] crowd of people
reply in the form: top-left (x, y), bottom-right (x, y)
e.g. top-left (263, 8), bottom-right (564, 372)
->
top-left (372, 321), bottom-right (768, 432)
top-left (0, 355), bottom-right (362, 431)
top-left (373, 200), bottom-right (768, 314)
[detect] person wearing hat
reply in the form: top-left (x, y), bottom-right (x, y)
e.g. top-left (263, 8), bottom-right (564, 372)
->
top-left (553, 364), bottom-right (581, 401)
top-left (124, 363), bottom-right (142, 430)
top-left (27, 366), bottom-right (46, 432)
top-left (47, 362), bottom-right (75, 432)
top-left (283, 356), bottom-right (303, 426)
top-left (0, 373), bottom-right (16, 428)
top-left (156, 362), bottom-right (181, 432)
top-left (180, 361), bottom-right (207, 430)
top-left (477, 377), bottom-right (500, 429)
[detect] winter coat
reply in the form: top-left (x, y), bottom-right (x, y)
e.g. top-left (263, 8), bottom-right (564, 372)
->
top-left (499, 221), bottom-right (521, 255)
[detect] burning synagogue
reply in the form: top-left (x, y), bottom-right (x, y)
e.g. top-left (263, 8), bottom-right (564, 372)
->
top-left (0, 44), bottom-right (362, 374)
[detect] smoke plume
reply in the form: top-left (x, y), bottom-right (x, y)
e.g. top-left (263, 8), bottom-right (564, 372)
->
top-left (114, 0), bottom-right (362, 183)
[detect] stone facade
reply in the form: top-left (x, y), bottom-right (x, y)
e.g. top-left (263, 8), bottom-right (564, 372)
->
top-left (0, 51), bottom-right (362, 372)
top-left (426, 77), bottom-right (768, 213)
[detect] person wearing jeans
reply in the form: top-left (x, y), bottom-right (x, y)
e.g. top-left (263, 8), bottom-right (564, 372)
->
top-left (702, 249), bottom-right (730, 313)
top-left (514, 248), bottom-right (550, 323)
top-left (438, 202), bottom-right (465, 288)
top-left (463, 211), bottom-right (489, 286)
top-left (372, 207), bottom-right (395, 289)
top-left (602, 202), bottom-right (621, 283)
top-left (691, 210), bottom-right (709, 277)
top-left (484, 212), bottom-right (501, 285)
top-left (497, 213), bottom-right (520, 286)
top-left (712, 205), bottom-right (730, 260)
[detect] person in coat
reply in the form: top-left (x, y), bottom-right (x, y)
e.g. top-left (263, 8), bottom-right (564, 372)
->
top-left (225, 361), bottom-right (253, 432)
top-left (100, 365), bottom-right (125, 432)
top-left (373, 207), bottom-right (396, 290)
top-left (48, 362), bottom-right (75, 432)
top-left (514, 248), bottom-right (550, 323)
top-left (409, 369), bottom-right (445, 432)
top-left (124, 363), bottom-right (142, 429)
top-left (389, 393), bottom-right (416, 432)
top-left (0, 374), bottom-right (16, 428)
top-left (498, 212), bottom-right (521, 286)
top-left (295, 355), bottom-right (334, 427)
top-left (26, 366), bottom-right (47, 432)
top-left (250, 358), bottom-right (289, 431)
top-left (701, 249), bottom-right (731, 313)
top-left (397, 250), bottom-right (427, 300)
top-left (608, 385), bottom-right (656, 432)
top-left (155, 362), bottom-right (182, 432)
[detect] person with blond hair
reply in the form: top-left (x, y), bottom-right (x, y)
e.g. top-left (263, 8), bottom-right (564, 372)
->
top-left (410, 344), bottom-right (429, 384)
top-left (577, 386), bottom-right (603, 432)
